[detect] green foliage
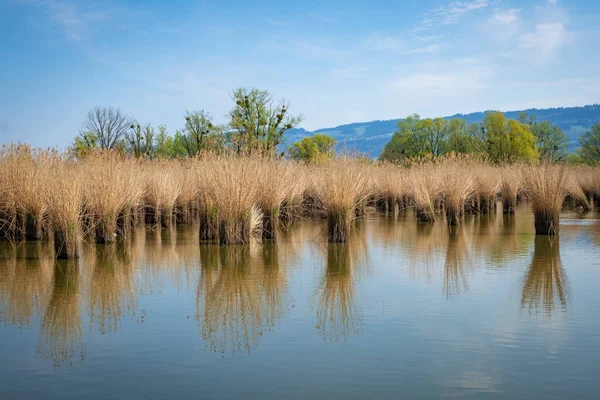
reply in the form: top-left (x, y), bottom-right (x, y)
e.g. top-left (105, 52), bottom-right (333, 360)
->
top-left (180, 110), bottom-right (224, 156)
top-left (125, 123), bottom-right (155, 158)
top-left (228, 87), bottom-right (302, 155)
top-left (578, 123), bottom-right (600, 165)
top-left (484, 112), bottom-right (539, 163)
top-left (380, 115), bottom-right (484, 161)
top-left (532, 120), bottom-right (569, 162)
top-left (70, 131), bottom-right (99, 158)
top-left (289, 134), bottom-right (336, 162)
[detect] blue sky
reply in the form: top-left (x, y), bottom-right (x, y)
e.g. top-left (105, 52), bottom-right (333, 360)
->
top-left (1, 0), bottom-right (599, 148)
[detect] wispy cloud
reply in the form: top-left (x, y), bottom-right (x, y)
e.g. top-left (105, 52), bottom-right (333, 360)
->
top-left (493, 9), bottom-right (521, 24)
top-left (389, 58), bottom-right (495, 91)
top-left (364, 34), bottom-right (407, 51)
top-left (405, 44), bottom-right (441, 54)
top-left (22, 0), bottom-right (121, 40)
top-left (417, 0), bottom-right (489, 30)
top-left (519, 22), bottom-right (573, 60)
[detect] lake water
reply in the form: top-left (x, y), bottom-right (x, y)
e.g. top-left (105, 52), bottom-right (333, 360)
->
top-left (1, 207), bottom-right (600, 399)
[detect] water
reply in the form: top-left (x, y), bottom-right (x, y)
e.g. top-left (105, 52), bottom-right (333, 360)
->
top-left (1, 207), bottom-right (600, 399)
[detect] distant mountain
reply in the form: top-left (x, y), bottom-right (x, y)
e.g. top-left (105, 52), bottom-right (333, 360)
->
top-left (284, 104), bottom-right (600, 157)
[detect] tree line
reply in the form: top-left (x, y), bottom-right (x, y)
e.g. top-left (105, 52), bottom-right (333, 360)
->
top-left (72, 87), bottom-right (314, 159)
top-left (380, 111), bottom-right (600, 164)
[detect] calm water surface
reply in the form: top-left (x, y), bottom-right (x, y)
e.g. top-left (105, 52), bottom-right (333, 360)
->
top-left (1, 207), bottom-right (600, 399)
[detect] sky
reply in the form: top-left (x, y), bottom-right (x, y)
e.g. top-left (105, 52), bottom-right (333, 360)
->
top-left (1, 0), bottom-right (599, 148)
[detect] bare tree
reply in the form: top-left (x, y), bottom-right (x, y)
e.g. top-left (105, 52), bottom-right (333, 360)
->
top-left (79, 107), bottom-right (132, 150)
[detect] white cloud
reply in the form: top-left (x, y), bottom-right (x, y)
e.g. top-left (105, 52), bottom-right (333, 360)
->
top-left (405, 44), bottom-right (442, 54)
top-left (519, 22), bottom-right (572, 60)
top-left (493, 9), bottom-right (521, 24)
top-left (388, 59), bottom-right (495, 91)
top-left (418, 0), bottom-right (489, 29)
top-left (364, 34), bottom-right (407, 51)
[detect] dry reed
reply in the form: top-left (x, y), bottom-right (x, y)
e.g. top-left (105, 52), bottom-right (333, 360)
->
top-left (312, 159), bottom-right (373, 242)
top-left (522, 164), bottom-right (567, 235)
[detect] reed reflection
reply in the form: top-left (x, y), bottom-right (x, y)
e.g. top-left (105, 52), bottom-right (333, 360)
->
top-left (443, 229), bottom-right (472, 298)
top-left (313, 241), bottom-right (366, 342)
top-left (36, 260), bottom-right (84, 367)
top-left (196, 244), bottom-right (288, 356)
top-left (521, 237), bottom-right (569, 318)
top-left (135, 226), bottom-right (201, 294)
top-left (0, 242), bottom-right (53, 327)
top-left (86, 243), bottom-right (137, 334)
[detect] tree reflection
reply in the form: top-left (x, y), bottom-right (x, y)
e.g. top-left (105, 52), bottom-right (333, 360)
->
top-left (196, 244), bottom-right (288, 356)
top-left (36, 260), bottom-right (84, 367)
top-left (313, 242), bottom-right (363, 342)
top-left (521, 237), bottom-right (569, 318)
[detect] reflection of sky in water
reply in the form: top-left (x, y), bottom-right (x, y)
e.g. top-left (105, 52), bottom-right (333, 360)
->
top-left (1, 207), bottom-right (600, 399)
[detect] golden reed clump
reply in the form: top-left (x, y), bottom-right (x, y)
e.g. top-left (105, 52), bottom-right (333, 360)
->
top-left (205, 156), bottom-right (261, 245)
top-left (522, 164), bottom-right (567, 235)
top-left (44, 158), bottom-right (84, 259)
top-left (409, 164), bottom-right (442, 223)
top-left (439, 160), bottom-right (475, 226)
top-left (254, 157), bottom-right (304, 240)
top-left (312, 159), bottom-right (373, 242)
top-left (500, 166), bottom-right (522, 214)
top-left (82, 151), bottom-right (143, 243)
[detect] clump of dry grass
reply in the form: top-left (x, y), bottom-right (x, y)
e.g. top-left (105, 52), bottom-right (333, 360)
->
top-left (175, 159), bottom-right (200, 224)
top-left (143, 160), bottom-right (183, 228)
top-left (440, 161), bottom-right (475, 226)
top-left (254, 158), bottom-right (304, 240)
top-left (409, 164), bottom-right (441, 223)
top-left (82, 152), bottom-right (143, 243)
top-left (312, 159), bottom-right (373, 242)
top-left (0, 144), bottom-right (49, 241)
top-left (563, 168), bottom-right (590, 212)
top-left (45, 158), bottom-right (84, 258)
top-left (522, 164), bottom-right (567, 235)
top-left (500, 166), bottom-right (522, 214)
top-left (206, 157), bottom-right (261, 245)
top-left (473, 166), bottom-right (500, 214)
top-left (375, 163), bottom-right (405, 214)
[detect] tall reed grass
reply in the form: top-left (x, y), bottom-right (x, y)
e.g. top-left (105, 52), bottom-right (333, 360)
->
top-left (1, 145), bottom-right (598, 256)
top-left (522, 164), bottom-right (567, 235)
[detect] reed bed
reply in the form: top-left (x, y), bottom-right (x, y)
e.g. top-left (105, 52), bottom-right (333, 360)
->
top-left (522, 164), bottom-right (567, 235)
top-left (311, 159), bottom-right (373, 242)
top-left (1, 147), bottom-right (599, 258)
top-left (440, 161), bottom-right (475, 226)
top-left (409, 164), bottom-right (442, 223)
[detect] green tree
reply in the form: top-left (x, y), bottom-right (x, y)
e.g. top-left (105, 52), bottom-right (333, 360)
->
top-left (312, 134), bottom-right (336, 157)
top-left (289, 137), bottom-right (319, 161)
top-left (531, 120), bottom-right (569, 162)
top-left (578, 123), bottom-right (600, 165)
top-left (380, 114), bottom-right (452, 161)
top-left (484, 112), bottom-right (539, 163)
top-left (446, 119), bottom-right (485, 155)
top-left (154, 125), bottom-right (175, 158)
top-left (181, 110), bottom-right (223, 156)
top-left (70, 131), bottom-right (99, 158)
top-left (125, 123), bottom-right (155, 158)
top-left (228, 87), bottom-right (302, 155)
top-left (289, 134), bottom-right (336, 162)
